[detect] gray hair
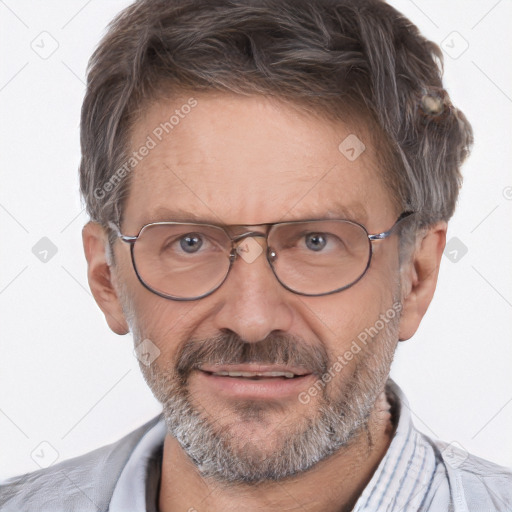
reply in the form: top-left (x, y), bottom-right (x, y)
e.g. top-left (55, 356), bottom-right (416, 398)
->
top-left (79, 0), bottom-right (473, 241)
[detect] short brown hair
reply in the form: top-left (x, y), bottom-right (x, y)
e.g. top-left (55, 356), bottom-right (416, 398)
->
top-left (79, 0), bottom-right (473, 234)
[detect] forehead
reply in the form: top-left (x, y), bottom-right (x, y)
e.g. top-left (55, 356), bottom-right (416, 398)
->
top-left (123, 93), bottom-right (397, 231)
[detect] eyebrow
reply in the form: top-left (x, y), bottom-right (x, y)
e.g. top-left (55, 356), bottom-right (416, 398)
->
top-left (138, 208), bottom-right (225, 228)
top-left (138, 203), bottom-right (368, 228)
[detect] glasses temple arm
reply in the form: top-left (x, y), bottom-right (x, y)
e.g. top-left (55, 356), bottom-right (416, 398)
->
top-left (368, 211), bottom-right (415, 241)
top-left (107, 221), bottom-right (138, 243)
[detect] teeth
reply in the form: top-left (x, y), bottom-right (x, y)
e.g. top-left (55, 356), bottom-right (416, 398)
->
top-left (212, 371), bottom-right (296, 378)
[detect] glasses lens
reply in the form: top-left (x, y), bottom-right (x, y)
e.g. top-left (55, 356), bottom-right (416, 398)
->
top-left (269, 220), bottom-right (371, 295)
top-left (132, 223), bottom-right (231, 299)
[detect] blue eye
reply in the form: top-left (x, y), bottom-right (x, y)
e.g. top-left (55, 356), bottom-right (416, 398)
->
top-left (179, 234), bottom-right (203, 253)
top-left (305, 233), bottom-right (327, 251)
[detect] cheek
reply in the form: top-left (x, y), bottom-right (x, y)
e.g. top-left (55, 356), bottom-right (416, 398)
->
top-left (300, 258), bottom-right (399, 358)
top-left (125, 290), bottom-right (193, 363)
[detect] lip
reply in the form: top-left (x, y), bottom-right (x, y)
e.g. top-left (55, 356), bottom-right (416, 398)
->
top-left (198, 363), bottom-right (311, 376)
top-left (194, 366), bottom-right (316, 400)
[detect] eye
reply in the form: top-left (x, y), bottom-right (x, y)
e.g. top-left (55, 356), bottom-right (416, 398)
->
top-left (179, 234), bottom-right (203, 253)
top-left (305, 233), bottom-right (327, 251)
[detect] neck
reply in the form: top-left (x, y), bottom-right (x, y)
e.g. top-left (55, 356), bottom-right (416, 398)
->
top-left (158, 391), bottom-right (395, 512)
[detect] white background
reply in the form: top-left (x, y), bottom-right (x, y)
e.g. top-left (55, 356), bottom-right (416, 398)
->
top-left (0, 0), bottom-right (511, 479)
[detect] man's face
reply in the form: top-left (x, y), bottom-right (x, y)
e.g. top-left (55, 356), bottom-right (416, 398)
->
top-left (114, 93), bottom-right (403, 483)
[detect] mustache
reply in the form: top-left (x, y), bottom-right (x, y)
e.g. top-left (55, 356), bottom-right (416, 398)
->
top-left (176, 331), bottom-right (329, 378)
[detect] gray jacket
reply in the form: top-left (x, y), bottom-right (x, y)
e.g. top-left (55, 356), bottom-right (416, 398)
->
top-left (0, 415), bottom-right (163, 512)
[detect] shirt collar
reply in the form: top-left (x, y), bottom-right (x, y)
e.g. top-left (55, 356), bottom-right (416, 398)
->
top-left (353, 379), bottom-right (438, 511)
top-left (109, 415), bottom-right (166, 512)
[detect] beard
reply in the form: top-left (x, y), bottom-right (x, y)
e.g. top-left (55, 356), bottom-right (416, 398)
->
top-left (121, 293), bottom-right (401, 485)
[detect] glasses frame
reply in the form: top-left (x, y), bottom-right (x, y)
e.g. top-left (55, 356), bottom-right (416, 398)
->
top-left (109, 211), bottom-right (414, 301)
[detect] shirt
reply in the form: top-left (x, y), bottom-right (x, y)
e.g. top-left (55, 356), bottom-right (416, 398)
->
top-left (108, 379), bottom-right (512, 511)
top-left (1, 379), bottom-right (511, 511)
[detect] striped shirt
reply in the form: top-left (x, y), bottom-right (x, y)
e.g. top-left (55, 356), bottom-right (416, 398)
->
top-left (354, 380), bottom-right (512, 511)
top-left (109, 379), bottom-right (512, 511)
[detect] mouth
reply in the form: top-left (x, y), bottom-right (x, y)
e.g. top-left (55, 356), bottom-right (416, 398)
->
top-left (205, 370), bottom-right (298, 379)
top-left (199, 363), bottom-right (311, 378)
top-left (195, 364), bottom-right (315, 399)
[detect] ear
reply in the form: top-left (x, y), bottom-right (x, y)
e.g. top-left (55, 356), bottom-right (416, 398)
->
top-left (82, 222), bottom-right (129, 335)
top-left (398, 221), bottom-right (447, 341)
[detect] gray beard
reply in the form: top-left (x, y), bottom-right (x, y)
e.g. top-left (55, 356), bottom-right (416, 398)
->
top-left (124, 299), bottom-right (400, 485)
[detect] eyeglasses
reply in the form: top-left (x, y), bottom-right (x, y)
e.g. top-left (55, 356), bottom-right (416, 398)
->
top-left (109, 212), bottom-right (414, 301)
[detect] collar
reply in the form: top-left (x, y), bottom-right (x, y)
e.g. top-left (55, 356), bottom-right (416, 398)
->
top-left (353, 379), bottom-right (438, 511)
top-left (109, 416), bottom-right (166, 512)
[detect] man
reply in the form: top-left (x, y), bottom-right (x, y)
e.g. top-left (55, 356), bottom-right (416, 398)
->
top-left (1, 0), bottom-right (511, 510)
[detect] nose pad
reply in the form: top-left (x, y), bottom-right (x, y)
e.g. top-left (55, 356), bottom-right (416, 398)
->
top-left (267, 247), bottom-right (278, 262)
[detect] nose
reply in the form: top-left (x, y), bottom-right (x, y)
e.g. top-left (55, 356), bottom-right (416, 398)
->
top-left (211, 236), bottom-right (294, 343)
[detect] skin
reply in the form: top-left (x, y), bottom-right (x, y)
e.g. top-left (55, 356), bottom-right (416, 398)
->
top-left (83, 92), bottom-right (447, 511)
